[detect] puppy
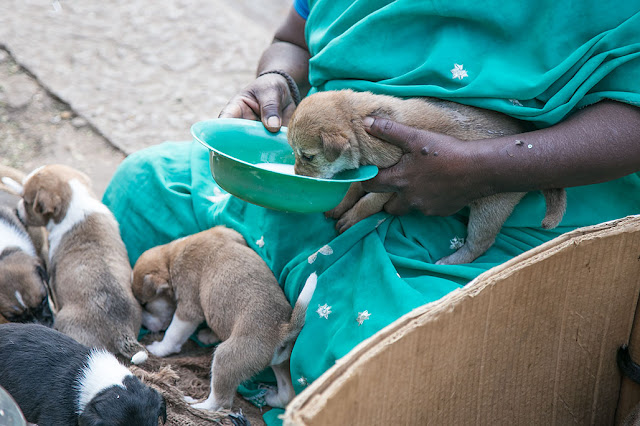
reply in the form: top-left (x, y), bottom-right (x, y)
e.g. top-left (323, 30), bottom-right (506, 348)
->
top-left (0, 207), bottom-right (52, 326)
top-left (17, 164), bottom-right (148, 364)
top-left (288, 90), bottom-right (566, 265)
top-left (0, 166), bottom-right (52, 326)
top-left (0, 323), bottom-right (166, 426)
top-left (132, 226), bottom-right (317, 411)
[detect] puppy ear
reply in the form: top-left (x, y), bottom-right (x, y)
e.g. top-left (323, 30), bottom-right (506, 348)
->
top-left (36, 261), bottom-right (49, 283)
top-left (320, 131), bottom-right (350, 162)
top-left (33, 189), bottom-right (61, 217)
top-left (142, 274), bottom-right (171, 299)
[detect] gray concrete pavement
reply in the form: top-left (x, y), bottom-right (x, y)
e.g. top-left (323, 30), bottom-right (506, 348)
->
top-left (0, 0), bottom-right (288, 154)
top-left (0, 0), bottom-right (289, 194)
top-left (0, 52), bottom-right (125, 195)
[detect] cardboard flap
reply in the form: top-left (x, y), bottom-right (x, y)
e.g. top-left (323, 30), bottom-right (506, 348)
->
top-left (284, 216), bottom-right (640, 426)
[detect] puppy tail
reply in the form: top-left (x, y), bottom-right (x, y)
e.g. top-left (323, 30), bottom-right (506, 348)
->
top-left (118, 334), bottom-right (149, 365)
top-left (281, 272), bottom-right (318, 345)
top-left (541, 188), bottom-right (567, 229)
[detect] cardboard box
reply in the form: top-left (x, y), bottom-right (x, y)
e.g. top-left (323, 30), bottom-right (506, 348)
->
top-left (284, 215), bottom-right (640, 425)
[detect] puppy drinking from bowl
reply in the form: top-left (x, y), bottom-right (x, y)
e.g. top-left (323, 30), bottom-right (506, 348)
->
top-left (0, 166), bottom-right (51, 326)
top-left (132, 226), bottom-right (317, 411)
top-left (0, 323), bottom-right (166, 426)
top-left (16, 164), bottom-right (148, 364)
top-left (287, 89), bottom-right (566, 265)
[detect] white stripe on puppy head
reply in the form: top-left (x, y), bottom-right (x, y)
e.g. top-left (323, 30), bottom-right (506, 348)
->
top-left (76, 349), bottom-right (133, 414)
top-left (14, 291), bottom-right (27, 309)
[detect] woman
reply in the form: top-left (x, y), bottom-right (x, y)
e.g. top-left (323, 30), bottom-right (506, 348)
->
top-left (104, 1), bottom-right (640, 423)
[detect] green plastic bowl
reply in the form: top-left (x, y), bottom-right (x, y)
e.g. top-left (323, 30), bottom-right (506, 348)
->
top-left (191, 118), bottom-right (378, 213)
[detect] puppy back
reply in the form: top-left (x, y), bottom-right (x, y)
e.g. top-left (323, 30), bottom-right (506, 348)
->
top-left (346, 90), bottom-right (528, 140)
top-left (50, 214), bottom-right (141, 355)
top-left (291, 89), bottom-right (529, 171)
top-left (171, 227), bottom-right (292, 337)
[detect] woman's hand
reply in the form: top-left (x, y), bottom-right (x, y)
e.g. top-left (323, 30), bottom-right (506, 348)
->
top-left (362, 116), bottom-right (487, 217)
top-left (217, 6), bottom-right (309, 133)
top-left (362, 101), bottom-right (640, 217)
top-left (218, 73), bottom-right (297, 133)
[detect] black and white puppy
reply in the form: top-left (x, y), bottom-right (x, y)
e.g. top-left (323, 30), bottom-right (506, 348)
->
top-left (0, 323), bottom-right (166, 426)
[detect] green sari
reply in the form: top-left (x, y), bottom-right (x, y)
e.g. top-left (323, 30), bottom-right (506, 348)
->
top-left (103, 1), bottom-right (640, 424)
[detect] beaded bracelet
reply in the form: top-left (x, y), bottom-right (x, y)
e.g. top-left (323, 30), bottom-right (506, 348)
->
top-left (258, 69), bottom-right (302, 106)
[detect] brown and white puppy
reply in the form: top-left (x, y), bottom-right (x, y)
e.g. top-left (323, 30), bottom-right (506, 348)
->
top-left (0, 166), bottom-right (51, 326)
top-left (132, 226), bottom-right (316, 411)
top-left (0, 206), bottom-right (52, 326)
top-left (288, 89), bottom-right (566, 265)
top-left (17, 164), bottom-right (147, 364)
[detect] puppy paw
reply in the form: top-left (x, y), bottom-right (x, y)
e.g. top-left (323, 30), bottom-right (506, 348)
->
top-left (183, 395), bottom-right (197, 404)
top-left (147, 340), bottom-right (181, 357)
top-left (191, 399), bottom-right (223, 412)
top-left (435, 250), bottom-right (474, 265)
top-left (264, 387), bottom-right (290, 409)
top-left (335, 214), bottom-right (358, 234)
top-left (325, 206), bottom-right (343, 220)
top-left (196, 328), bottom-right (220, 346)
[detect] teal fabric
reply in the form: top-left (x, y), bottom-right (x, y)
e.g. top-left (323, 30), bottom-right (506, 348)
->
top-left (102, 2), bottom-right (640, 425)
top-left (104, 142), bottom-right (640, 424)
top-left (305, 0), bottom-right (640, 127)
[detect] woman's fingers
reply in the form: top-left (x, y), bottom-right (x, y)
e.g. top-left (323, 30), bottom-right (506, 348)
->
top-left (364, 116), bottom-right (422, 153)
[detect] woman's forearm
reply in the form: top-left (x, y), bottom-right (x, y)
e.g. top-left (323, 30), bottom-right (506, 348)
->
top-left (363, 100), bottom-right (640, 216)
top-left (257, 7), bottom-right (311, 96)
top-left (476, 101), bottom-right (640, 196)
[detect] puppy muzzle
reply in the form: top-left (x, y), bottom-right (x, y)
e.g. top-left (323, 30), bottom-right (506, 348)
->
top-left (5, 297), bottom-right (53, 327)
top-left (294, 164), bottom-right (322, 178)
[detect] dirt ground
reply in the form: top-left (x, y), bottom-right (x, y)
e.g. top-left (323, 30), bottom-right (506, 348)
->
top-left (0, 49), bottom-right (125, 196)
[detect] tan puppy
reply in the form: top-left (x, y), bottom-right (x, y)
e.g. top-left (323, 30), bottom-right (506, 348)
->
top-left (0, 166), bottom-right (51, 326)
top-left (17, 164), bottom-right (147, 364)
top-left (132, 226), bottom-right (316, 411)
top-left (288, 89), bottom-right (566, 265)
